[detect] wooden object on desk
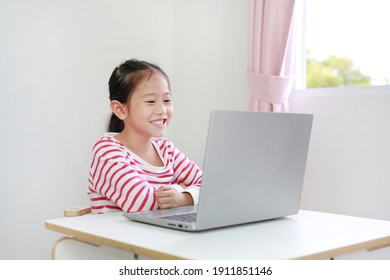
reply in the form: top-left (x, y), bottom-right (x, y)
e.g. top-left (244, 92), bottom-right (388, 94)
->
top-left (45, 210), bottom-right (390, 260)
top-left (64, 206), bottom-right (91, 217)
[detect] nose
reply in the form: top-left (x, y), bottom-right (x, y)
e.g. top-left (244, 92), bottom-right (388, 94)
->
top-left (155, 100), bottom-right (168, 115)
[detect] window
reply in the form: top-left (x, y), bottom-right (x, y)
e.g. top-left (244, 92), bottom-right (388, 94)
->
top-left (297, 0), bottom-right (390, 91)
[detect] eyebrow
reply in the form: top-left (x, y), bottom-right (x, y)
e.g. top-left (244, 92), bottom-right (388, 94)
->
top-left (142, 92), bottom-right (171, 98)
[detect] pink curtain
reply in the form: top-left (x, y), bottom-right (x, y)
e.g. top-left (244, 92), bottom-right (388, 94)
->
top-left (248, 0), bottom-right (297, 112)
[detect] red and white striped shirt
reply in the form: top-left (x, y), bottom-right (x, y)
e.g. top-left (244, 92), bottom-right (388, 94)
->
top-left (88, 135), bottom-right (202, 214)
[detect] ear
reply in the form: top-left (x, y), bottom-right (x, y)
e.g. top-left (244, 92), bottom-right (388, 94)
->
top-left (110, 100), bottom-right (127, 120)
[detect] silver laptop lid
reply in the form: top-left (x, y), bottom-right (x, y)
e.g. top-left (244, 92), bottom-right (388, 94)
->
top-left (195, 110), bottom-right (313, 230)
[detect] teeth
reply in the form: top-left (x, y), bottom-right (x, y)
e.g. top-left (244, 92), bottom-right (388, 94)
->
top-left (151, 120), bottom-right (164, 126)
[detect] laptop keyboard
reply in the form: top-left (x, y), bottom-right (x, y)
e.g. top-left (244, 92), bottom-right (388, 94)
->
top-left (158, 212), bottom-right (197, 223)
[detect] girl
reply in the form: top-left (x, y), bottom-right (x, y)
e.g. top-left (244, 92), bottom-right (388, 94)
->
top-left (88, 59), bottom-right (202, 214)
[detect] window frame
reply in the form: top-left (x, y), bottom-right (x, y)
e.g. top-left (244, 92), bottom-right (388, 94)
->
top-left (294, 0), bottom-right (390, 96)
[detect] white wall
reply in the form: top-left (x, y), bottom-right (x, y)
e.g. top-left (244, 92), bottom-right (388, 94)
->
top-left (290, 89), bottom-right (390, 221)
top-left (0, 0), bottom-right (248, 259)
top-left (169, 0), bottom-right (248, 165)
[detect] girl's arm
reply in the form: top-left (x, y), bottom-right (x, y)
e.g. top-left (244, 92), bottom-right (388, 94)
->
top-left (170, 144), bottom-right (203, 204)
top-left (89, 138), bottom-right (158, 213)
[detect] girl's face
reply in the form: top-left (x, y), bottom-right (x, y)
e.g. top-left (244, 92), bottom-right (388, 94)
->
top-left (124, 72), bottom-right (173, 140)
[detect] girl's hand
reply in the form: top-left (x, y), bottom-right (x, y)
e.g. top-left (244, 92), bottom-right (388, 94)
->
top-left (155, 186), bottom-right (193, 209)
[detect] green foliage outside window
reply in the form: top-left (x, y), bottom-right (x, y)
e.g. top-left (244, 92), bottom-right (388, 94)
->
top-left (306, 50), bottom-right (372, 88)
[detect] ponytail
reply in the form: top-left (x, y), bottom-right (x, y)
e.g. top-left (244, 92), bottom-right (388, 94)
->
top-left (107, 113), bottom-right (124, 133)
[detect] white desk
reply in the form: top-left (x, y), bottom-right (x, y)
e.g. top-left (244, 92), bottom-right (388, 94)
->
top-left (45, 210), bottom-right (390, 260)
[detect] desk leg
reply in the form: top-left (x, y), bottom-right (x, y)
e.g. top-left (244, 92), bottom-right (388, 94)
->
top-left (52, 236), bottom-right (136, 260)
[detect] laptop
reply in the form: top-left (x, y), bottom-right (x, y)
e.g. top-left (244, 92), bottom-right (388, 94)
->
top-left (124, 110), bottom-right (313, 231)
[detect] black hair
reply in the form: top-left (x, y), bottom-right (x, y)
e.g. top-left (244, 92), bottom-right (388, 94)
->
top-left (107, 59), bottom-right (170, 132)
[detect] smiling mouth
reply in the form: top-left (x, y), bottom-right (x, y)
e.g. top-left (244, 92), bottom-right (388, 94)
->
top-left (151, 119), bottom-right (166, 127)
